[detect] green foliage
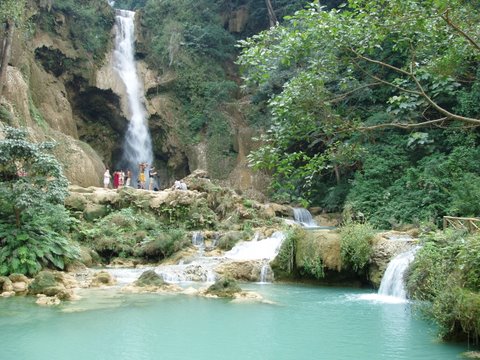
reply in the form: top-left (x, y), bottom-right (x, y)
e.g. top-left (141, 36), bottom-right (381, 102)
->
top-left (0, 0), bottom-right (25, 24)
top-left (0, 126), bottom-right (69, 225)
top-left (38, 0), bottom-right (114, 61)
top-left (300, 255), bottom-right (325, 279)
top-left (339, 222), bottom-right (375, 272)
top-left (407, 230), bottom-right (480, 341)
top-left (238, 0), bottom-right (480, 219)
top-left (0, 206), bottom-right (79, 276)
top-left (272, 227), bottom-right (302, 277)
top-left (217, 232), bottom-right (244, 251)
top-left (135, 228), bottom-right (189, 260)
top-left (347, 131), bottom-right (480, 227)
top-left (80, 208), bottom-right (189, 262)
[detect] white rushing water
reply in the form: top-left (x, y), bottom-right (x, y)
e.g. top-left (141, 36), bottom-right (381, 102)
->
top-left (293, 208), bottom-right (318, 228)
top-left (104, 232), bottom-right (285, 284)
top-left (113, 10), bottom-right (153, 178)
top-left (224, 232), bottom-right (285, 261)
top-left (378, 247), bottom-right (418, 299)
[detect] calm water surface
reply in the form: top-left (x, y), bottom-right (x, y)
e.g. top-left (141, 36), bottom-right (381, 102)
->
top-left (0, 284), bottom-right (469, 360)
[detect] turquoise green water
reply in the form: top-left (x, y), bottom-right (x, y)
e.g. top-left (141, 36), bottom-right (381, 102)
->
top-left (0, 284), bottom-right (469, 360)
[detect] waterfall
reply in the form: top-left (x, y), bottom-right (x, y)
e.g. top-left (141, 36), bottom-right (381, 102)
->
top-left (293, 208), bottom-right (318, 228)
top-left (378, 247), bottom-right (418, 299)
top-left (225, 232), bottom-right (285, 261)
top-left (112, 10), bottom-right (153, 179)
top-left (259, 262), bottom-right (272, 283)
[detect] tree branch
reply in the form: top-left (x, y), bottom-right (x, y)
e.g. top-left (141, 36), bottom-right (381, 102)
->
top-left (441, 9), bottom-right (480, 52)
top-left (350, 49), bottom-right (480, 125)
top-left (351, 58), bottom-right (421, 96)
top-left (327, 82), bottom-right (382, 104)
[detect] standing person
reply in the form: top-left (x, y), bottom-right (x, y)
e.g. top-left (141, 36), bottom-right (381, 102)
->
top-left (113, 170), bottom-right (120, 189)
top-left (103, 169), bottom-right (111, 189)
top-left (148, 166), bottom-right (157, 191)
top-left (138, 163), bottom-right (146, 189)
top-left (125, 169), bottom-right (131, 187)
top-left (119, 170), bottom-right (125, 188)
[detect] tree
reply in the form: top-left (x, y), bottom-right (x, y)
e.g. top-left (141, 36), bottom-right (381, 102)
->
top-left (0, 126), bottom-right (69, 227)
top-left (237, 0), bottom-right (480, 207)
top-left (0, 126), bottom-right (78, 276)
top-left (0, 0), bottom-right (25, 96)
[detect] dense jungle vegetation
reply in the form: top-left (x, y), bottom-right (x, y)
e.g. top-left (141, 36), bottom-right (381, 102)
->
top-left (1, 0), bottom-right (480, 343)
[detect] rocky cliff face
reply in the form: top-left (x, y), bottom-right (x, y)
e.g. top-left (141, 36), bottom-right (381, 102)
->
top-left (1, 0), bottom-right (267, 192)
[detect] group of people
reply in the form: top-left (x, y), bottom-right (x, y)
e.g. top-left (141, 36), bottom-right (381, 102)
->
top-left (103, 163), bottom-right (188, 191)
top-left (138, 162), bottom-right (158, 190)
top-left (103, 169), bottom-right (132, 189)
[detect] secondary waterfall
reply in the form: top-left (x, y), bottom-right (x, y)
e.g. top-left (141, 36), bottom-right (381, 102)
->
top-left (378, 247), bottom-right (418, 299)
top-left (113, 9), bottom-right (153, 178)
top-left (293, 208), bottom-right (318, 228)
top-left (104, 232), bottom-right (285, 284)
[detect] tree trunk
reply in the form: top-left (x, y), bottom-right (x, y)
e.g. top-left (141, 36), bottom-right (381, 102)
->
top-left (334, 164), bottom-right (341, 185)
top-left (264, 0), bottom-right (277, 28)
top-left (0, 19), bottom-right (15, 97)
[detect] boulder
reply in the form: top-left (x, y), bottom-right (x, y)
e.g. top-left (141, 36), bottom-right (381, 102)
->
top-left (0, 276), bottom-right (13, 292)
top-left (8, 274), bottom-right (29, 283)
top-left (215, 261), bottom-right (263, 282)
top-left (134, 270), bottom-right (165, 287)
top-left (36, 294), bottom-right (61, 306)
top-left (205, 278), bottom-right (242, 298)
top-left (28, 271), bottom-right (74, 300)
top-left (83, 203), bottom-right (108, 221)
top-left (121, 270), bottom-right (182, 294)
top-left (90, 271), bottom-right (116, 287)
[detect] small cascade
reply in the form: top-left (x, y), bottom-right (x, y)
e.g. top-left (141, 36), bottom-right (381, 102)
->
top-left (293, 208), bottom-right (318, 228)
top-left (112, 9), bottom-right (153, 180)
top-left (259, 262), bottom-right (272, 283)
top-left (103, 232), bottom-right (286, 285)
top-left (192, 232), bottom-right (204, 247)
top-left (225, 232), bottom-right (285, 261)
top-left (378, 247), bottom-right (418, 299)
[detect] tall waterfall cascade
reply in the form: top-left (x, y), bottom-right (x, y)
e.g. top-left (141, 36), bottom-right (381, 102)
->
top-left (112, 9), bottom-right (153, 177)
top-left (293, 208), bottom-right (318, 228)
top-left (378, 247), bottom-right (418, 299)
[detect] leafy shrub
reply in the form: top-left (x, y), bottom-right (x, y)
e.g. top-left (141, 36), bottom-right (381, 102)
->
top-left (339, 222), bottom-right (376, 272)
top-left (406, 230), bottom-right (480, 341)
top-left (271, 227), bottom-right (304, 278)
top-left (135, 228), bottom-right (188, 260)
top-left (0, 219), bottom-right (79, 276)
top-left (217, 231), bottom-right (244, 251)
top-left (300, 255), bottom-right (325, 279)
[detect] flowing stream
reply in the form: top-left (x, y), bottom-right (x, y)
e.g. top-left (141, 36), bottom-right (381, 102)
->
top-left (112, 9), bottom-right (153, 178)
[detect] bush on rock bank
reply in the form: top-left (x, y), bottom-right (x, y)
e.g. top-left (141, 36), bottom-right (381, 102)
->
top-left (406, 230), bottom-right (480, 342)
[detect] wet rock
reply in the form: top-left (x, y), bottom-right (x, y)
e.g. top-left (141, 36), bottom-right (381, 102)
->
top-left (91, 271), bottom-right (116, 287)
top-left (215, 261), bottom-right (263, 282)
top-left (205, 278), bottom-right (242, 298)
top-left (36, 294), bottom-right (61, 306)
top-left (28, 271), bottom-right (74, 300)
top-left (8, 274), bottom-right (29, 283)
top-left (134, 270), bottom-right (165, 287)
top-left (12, 282), bottom-right (28, 293)
top-left (83, 203), bottom-right (108, 221)
top-left (0, 276), bottom-right (13, 292)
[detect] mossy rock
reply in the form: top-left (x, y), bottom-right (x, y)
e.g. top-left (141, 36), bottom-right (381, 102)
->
top-left (206, 278), bottom-right (242, 298)
top-left (28, 271), bottom-right (70, 299)
top-left (134, 270), bottom-right (165, 287)
top-left (83, 203), bottom-right (108, 221)
top-left (0, 276), bottom-right (13, 292)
